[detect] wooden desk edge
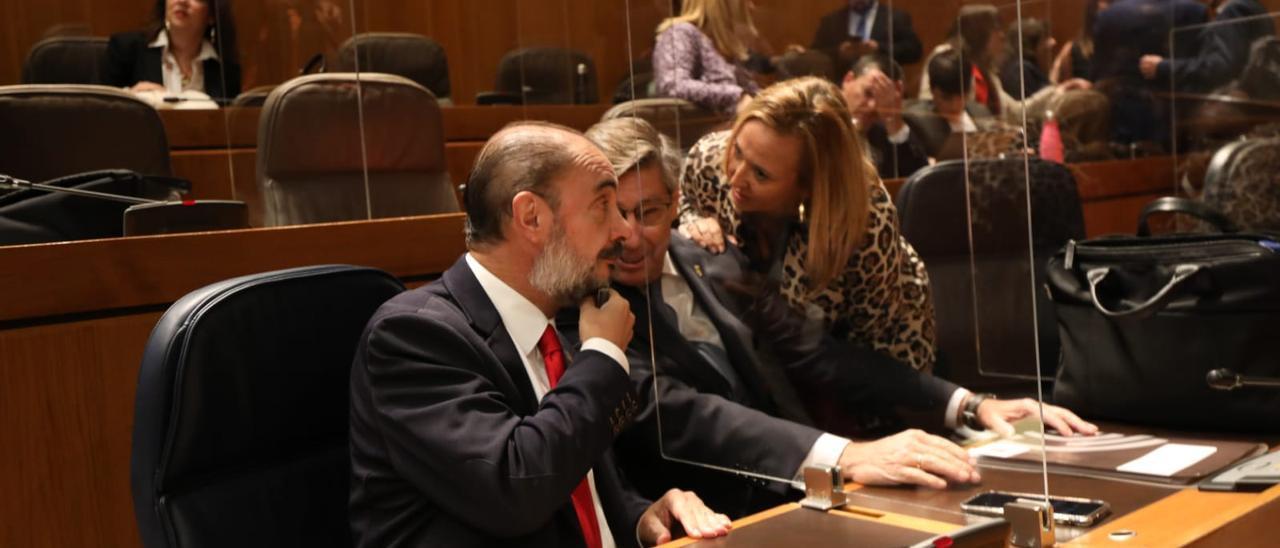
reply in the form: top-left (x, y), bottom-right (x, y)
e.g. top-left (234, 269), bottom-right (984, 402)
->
top-left (1067, 481), bottom-right (1280, 546)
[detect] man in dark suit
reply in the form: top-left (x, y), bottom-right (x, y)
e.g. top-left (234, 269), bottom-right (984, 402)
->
top-left (1138, 0), bottom-right (1275, 93)
top-left (905, 49), bottom-right (998, 160)
top-left (575, 118), bottom-right (1096, 518)
top-left (811, 0), bottom-right (923, 76)
top-left (840, 54), bottom-right (930, 179)
top-left (349, 122), bottom-right (731, 547)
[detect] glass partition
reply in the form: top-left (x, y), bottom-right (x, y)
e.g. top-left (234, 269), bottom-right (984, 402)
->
top-left (636, 0), bottom-right (1063, 526)
top-left (1166, 12), bottom-right (1280, 234)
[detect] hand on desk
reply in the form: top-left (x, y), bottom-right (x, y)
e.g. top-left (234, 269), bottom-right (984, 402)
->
top-left (976, 398), bottom-right (1098, 438)
top-left (638, 488), bottom-right (731, 545)
top-left (838, 429), bottom-right (981, 490)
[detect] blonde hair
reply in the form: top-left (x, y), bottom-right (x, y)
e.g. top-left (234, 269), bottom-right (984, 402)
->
top-left (726, 76), bottom-right (873, 292)
top-left (657, 0), bottom-right (757, 61)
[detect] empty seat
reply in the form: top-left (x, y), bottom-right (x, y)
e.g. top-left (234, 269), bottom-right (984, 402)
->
top-left (492, 47), bottom-right (598, 104)
top-left (21, 36), bottom-right (109, 85)
top-left (895, 158), bottom-right (1084, 386)
top-left (333, 33), bottom-right (451, 103)
top-left (0, 84), bottom-right (171, 184)
top-left (256, 73), bottom-right (459, 226)
top-left (602, 98), bottom-right (730, 152)
top-left (131, 264), bottom-right (405, 548)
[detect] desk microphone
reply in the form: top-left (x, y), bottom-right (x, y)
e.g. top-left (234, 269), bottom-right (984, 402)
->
top-left (1206, 368), bottom-right (1280, 391)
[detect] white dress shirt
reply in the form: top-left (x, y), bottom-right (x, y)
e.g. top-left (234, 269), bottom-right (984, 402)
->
top-left (847, 1), bottom-right (880, 40)
top-left (466, 254), bottom-right (628, 548)
top-left (146, 31), bottom-right (219, 95)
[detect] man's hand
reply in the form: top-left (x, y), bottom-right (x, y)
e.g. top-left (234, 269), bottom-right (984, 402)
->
top-left (1139, 55), bottom-right (1163, 80)
top-left (637, 489), bottom-right (731, 546)
top-left (678, 216), bottom-right (734, 254)
top-left (579, 289), bottom-right (634, 350)
top-left (975, 397), bottom-right (1099, 438)
top-left (866, 71), bottom-right (905, 133)
top-left (837, 429), bottom-right (981, 489)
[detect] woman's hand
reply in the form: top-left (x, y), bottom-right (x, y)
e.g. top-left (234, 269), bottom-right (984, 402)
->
top-left (678, 217), bottom-right (733, 254)
top-left (130, 81), bottom-right (166, 93)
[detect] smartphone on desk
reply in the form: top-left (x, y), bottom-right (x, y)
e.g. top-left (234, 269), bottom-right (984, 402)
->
top-left (961, 490), bottom-right (1110, 527)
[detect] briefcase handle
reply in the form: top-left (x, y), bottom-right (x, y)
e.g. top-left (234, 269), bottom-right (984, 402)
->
top-left (1086, 264), bottom-right (1202, 318)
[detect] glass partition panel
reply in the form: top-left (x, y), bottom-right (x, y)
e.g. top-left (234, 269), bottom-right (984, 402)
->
top-left (1167, 12), bottom-right (1280, 234)
top-left (636, 0), bottom-right (1065, 527)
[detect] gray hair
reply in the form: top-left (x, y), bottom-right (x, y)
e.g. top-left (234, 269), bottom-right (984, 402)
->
top-left (463, 121), bottom-right (582, 247)
top-left (584, 117), bottom-right (680, 194)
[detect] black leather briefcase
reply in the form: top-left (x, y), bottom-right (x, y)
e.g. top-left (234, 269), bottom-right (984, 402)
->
top-left (1046, 233), bottom-right (1280, 432)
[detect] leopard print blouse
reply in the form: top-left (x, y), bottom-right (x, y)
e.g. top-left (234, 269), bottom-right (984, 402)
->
top-left (678, 130), bottom-right (937, 371)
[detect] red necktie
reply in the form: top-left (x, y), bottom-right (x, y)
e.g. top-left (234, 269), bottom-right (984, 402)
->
top-left (538, 326), bottom-right (603, 548)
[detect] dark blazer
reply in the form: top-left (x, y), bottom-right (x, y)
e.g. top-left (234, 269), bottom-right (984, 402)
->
top-left (562, 233), bottom-right (961, 517)
top-left (103, 30), bottom-right (241, 100)
top-left (903, 100), bottom-right (996, 160)
top-left (864, 118), bottom-right (930, 180)
top-left (1156, 0), bottom-right (1274, 93)
top-left (349, 256), bottom-right (647, 547)
top-left (811, 3), bottom-right (923, 72)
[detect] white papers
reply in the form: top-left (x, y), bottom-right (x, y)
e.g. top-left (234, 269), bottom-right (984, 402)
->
top-left (969, 440), bottom-right (1032, 459)
top-left (1116, 444), bottom-right (1218, 477)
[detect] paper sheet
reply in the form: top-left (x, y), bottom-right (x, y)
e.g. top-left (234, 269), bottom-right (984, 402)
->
top-left (1116, 443), bottom-right (1218, 477)
top-left (969, 440), bottom-right (1031, 459)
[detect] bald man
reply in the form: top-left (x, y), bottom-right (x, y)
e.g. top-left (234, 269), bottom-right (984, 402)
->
top-left (348, 122), bottom-right (731, 547)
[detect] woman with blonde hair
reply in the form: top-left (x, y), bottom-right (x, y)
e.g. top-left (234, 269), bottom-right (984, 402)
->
top-left (679, 75), bottom-right (936, 373)
top-left (653, 0), bottom-right (760, 114)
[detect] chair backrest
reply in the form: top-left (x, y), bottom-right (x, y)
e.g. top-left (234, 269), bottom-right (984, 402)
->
top-left (1202, 137), bottom-right (1280, 233)
top-left (21, 36), bottom-right (108, 85)
top-left (895, 157), bottom-right (1084, 385)
top-left (332, 33), bottom-right (451, 101)
top-left (0, 85), bottom-right (171, 183)
top-left (494, 47), bottom-right (598, 104)
top-left (774, 50), bottom-right (837, 82)
top-left (123, 200), bottom-right (251, 236)
top-left (131, 265), bottom-right (405, 548)
top-left (256, 73), bottom-right (458, 226)
top-left (231, 85), bottom-right (276, 108)
top-left (602, 98), bottom-right (730, 152)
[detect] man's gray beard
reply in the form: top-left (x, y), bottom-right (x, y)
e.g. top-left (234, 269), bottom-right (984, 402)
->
top-left (529, 226), bottom-right (600, 307)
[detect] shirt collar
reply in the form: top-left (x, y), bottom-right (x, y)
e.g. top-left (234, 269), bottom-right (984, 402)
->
top-left (465, 253), bottom-right (552, 359)
top-left (661, 252), bottom-right (679, 279)
top-left (147, 30), bottom-right (220, 62)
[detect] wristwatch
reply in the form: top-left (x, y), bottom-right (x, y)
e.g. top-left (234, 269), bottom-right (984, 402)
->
top-left (962, 393), bottom-right (996, 431)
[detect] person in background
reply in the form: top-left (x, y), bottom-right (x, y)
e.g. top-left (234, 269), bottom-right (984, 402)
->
top-left (907, 49), bottom-right (996, 160)
top-left (1050, 0), bottom-right (1110, 84)
top-left (810, 0), bottom-right (924, 76)
top-left (1138, 0), bottom-right (1274, 93)
top-left (653, 0), bottom-right (760, 114)
top-left (999, 18), bottom-right (1055, 99)
top-left (840, 54), bottom-right (930, 179)
top-left (919, 5), bottom-right (1087, 126)
top-left (104, 0), bottom-right (241, 101)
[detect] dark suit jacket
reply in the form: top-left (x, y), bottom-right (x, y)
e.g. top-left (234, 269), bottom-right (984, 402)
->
top-left (903, 100), bottom-right (996, 160)
top-left (562, 233), bottom-right (961, 517)
top-left (103, 31), bottom-right (242, 100)
top-left (349, 257), bottom-right (647, 547)
top-left (864, 118), bottom-right (930, 180)
top-left (1156, 0), bottom-right (1274, 93)
top-left (811, 3), bottom-right (923, 72)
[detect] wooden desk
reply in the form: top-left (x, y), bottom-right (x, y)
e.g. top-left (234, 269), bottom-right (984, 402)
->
top-left (660, 448), bottom-right (1279, 547)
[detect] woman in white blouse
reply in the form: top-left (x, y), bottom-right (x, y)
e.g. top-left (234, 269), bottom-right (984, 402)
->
top-left (104, 0), bottom-right (241, 101)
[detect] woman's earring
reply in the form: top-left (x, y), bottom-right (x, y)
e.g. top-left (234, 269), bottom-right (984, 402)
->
top-left (798, 203), bottom-right (806, 223)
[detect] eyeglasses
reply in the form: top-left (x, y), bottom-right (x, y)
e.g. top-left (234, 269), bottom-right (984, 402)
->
top-left (618, 202), bottom-right (673, 228)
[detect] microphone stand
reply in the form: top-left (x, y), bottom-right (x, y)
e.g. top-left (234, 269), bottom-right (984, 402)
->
top-left (0, 174), bottom-right (160, 205)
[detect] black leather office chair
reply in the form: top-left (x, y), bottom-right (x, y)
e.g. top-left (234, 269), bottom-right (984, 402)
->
top-left (21, 36), bottom-right (108, 84)
top-left (332, 33), bottom-right (451, 103)
top-left (131, 265), bottom-right (404, 548)
top-left (1139, 138), bottom-right (1280, 236)
top-left (489, 47), bottom-right (598, 105)
top-left (896, 158), bottom-right (1084, 387)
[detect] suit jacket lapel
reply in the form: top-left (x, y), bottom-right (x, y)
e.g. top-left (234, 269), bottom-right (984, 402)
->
top-left (616, 284), bottom-right (731, 396)
top-left (441, 256), bottom-right (540, 414)
top-left (667, 235), bottom-right (773, 405)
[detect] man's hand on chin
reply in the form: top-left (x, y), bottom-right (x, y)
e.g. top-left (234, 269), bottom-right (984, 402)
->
top-left (637, 489), bottom-right (732, 546)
